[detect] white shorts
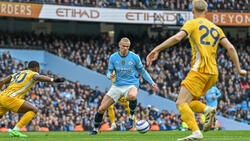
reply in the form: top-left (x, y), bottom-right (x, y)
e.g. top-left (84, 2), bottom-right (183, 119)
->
top-left (106, 85), bottom-right (137, 103)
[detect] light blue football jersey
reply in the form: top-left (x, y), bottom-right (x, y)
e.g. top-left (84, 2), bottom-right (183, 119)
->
top-left (107, 51), bottom-right (154, 88)
top-left (204, 86), bottom-right (221, 107)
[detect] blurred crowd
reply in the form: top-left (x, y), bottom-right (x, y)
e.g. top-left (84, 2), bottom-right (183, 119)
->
top-left (3, 0), bottom-right (249, 11)
top-left (0, 30), bottom-right (249, 130)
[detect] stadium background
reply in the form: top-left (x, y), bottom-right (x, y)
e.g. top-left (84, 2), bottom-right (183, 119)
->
top-left (0, 0), bottom-right (249, 134)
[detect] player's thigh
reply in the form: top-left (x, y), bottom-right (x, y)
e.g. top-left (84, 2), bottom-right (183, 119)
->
top-left (99, 95), bottom-right (115, 112)
top-left (126, 86), bottom-right (138, 100)
top-left (17, 101), bottom-right (38, 113)
top-left (176, 86), bottom-right (194, 108)
top-left (0, 96), bottom-right (8, 116)
top-left (202, 75), bottom-right (218, 96)
top-left (0, 95), bottom-right (25, 113)
top-left (181, 70), bottom-right (209, 98)
top-left (0, 105), bottom-right (8, 117)
top-left (106, 86), bottom-right (122, 103)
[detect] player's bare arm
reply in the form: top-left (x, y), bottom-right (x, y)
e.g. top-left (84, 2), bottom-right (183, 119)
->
top-left (0, 76), bottom-right (12, 88)
top-left (33, 74), bottom-right (65, 82)
top-left (151, 83), bottom-right (158, 92)
top-left (220, 38), bottom-right (247, 77)
top-left (147, 31), bottom-right (187, 66)
top-left (109, 73), bottom-right (116, 80)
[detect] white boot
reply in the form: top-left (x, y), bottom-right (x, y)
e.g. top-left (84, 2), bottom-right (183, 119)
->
top-left (203, 107), bottom-right (216, 132)
top-left (110, 123), bottom-right (117, 130)
top-left (177, 131), bottom-right (203, 141)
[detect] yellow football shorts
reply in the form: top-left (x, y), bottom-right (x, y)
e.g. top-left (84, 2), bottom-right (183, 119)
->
top-left (118, 96), bottom-right (129, 106)
top-left (108, 96), bottom-right (129, 112)
top-left (181, 70), bottom-right (218, 99)
top-left (0, 95), bottom-right (25, 115)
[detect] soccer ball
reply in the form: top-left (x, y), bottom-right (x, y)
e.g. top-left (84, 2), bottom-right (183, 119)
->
top-left (135, 120), bottom-right (150, 134)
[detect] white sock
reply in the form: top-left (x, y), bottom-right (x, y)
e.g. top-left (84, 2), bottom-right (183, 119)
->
top-left (93, 128), bottom-right (98, 132)
top-left (13, 126), bottom-right (20, 131)
top-left (204, 106), bottom-right (209, 112)
top-left (129, 114), bottom-right (134, 119)
top-left (193, 130), bottom-right (202, 135)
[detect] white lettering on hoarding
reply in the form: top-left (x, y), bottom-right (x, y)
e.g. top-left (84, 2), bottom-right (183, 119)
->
top-left (0, 3), bottom-right (31, 15)
top-left (246, 15), bottom-right (250, 24)
top-left (228, 14), bottom-right (234, 23)
top-left (235, 15), bottom-right (243, 24)
top-left (212, 14), bottom-right (219, 23)
top-left (221, 14), bottom-right (226, 24)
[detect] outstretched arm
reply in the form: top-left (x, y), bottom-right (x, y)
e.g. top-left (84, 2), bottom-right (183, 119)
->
top-left (136, 55), bottom-right (158, 91)
top-left (138, 67), bottom-right (154, 85)
top-left (0, 76), bottom-right (12, 88)
top-left (138, 67), bottom-right (158, 92)
top-left (33, 74), bottom-right (65, 82)
top-left (152, 31), bottom-right (187, 52)
top-left (220, 38), bottom-right (247, 77)
top-left (146, 31), bottom-right (187, 66)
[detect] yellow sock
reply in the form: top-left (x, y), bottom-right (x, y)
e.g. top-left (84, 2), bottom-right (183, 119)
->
top-left (124, 103), bottom-right (130, 115)
top-left (16, 111), bottom-right (36, 128)
top-left (108, 104), bottom-right (115, 124)
top-left (189, 100), bottom-right (207, 113)
top-left (178, 103), bottom-right (199, 132)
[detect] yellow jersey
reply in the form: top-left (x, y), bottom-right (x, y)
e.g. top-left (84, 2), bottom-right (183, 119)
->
top-left (1, 70), bottom-right (38, 99)
top-left (112, 70), bottom-right (116, 85)
top-left (181, 17), bottom-right (226, 75)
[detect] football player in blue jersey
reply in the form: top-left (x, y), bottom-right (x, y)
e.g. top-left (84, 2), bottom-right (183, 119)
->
top-left (204, 85), bottom-right (221, 130)
top-left (88, 37), bottom-right (158, 135)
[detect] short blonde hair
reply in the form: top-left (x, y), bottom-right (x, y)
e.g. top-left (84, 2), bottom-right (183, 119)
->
top-left (119, 37), bottom-right (130, 43)
top-left (192, 0), bottom-right (207, 12)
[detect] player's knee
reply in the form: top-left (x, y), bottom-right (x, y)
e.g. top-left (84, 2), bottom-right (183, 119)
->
top-left (176, 100), bottom-right (184, 108)
top-left (98, 106), bottom-right (106, 114)
top-left (127, 95), bottom-right (137, 101)
top-left (31, 107), bottom-right (38, 114)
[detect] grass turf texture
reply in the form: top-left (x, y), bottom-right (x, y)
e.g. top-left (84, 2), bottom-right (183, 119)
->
top-left (0, 131), bottom-right (249, 141)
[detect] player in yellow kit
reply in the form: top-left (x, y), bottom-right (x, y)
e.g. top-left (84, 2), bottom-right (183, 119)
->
top-left (0, 61), bottom-right (65, 137)
top-left (108, 71), bottom-right (132, 129)
top-left (147, 0), bottom-right (246, 140)
top-left (108, 96), bottom-right (130, 129)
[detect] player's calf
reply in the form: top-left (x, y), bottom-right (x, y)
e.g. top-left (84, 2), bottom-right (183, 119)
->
top-left (127, 99), bottom-right (137, 129)
top-left (88, 112), bottom-right (104, 135)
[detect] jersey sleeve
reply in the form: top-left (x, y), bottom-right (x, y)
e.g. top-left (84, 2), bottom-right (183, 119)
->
top-left (135, 54), bottom-right (144, 70)
top-left (218, 27), bottom-right (226, 41)
top-left (106, 55), bottom-right (115, 79)
top-left (135, 55), bottom-right (154, 85)
top-left (180, 20), bottom-right (195, 36)
top-left (31, 72), bottom-right (39, 79)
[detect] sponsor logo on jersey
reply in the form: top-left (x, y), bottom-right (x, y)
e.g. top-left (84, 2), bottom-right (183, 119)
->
top-left (122, 60), bottom-right (125, 65)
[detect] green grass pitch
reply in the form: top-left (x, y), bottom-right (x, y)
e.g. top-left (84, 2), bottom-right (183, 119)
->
top-left (0, 131), bottom-right (249, 141)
